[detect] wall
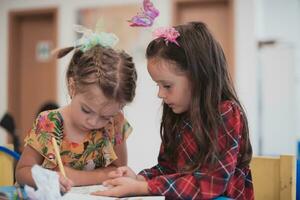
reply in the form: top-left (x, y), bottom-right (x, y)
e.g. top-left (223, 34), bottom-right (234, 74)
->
top-left (255, 0), bottom-right (300, 155)
top-left (234, 0), bottom-right (259, 155)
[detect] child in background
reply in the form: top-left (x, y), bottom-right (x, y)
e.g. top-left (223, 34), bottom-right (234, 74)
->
top-left (36, 101), bottom-right (59, 117)
top-left (0, 112), bottom-right (20, 154)
top-left (93, 22), bottom-right (254, 199)
top-left (16, 30), bottom-right (137, 193)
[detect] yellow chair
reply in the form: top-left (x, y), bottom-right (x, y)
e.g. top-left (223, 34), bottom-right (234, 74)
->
top-left (250, 155), bottom-right (296, 200)
top-left (0, 144), bottom-right (16, 186)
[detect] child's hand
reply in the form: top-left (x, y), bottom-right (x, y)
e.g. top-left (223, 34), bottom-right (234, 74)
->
top-left (58, 172), bottom-right (74, 193)
top-left (108, 166), bottom-right (137, 179)
top-left (92, 177), bottom-right (148, 197)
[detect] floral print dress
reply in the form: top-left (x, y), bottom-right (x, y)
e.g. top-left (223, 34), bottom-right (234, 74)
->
top-left (24, 109), bottom-right (132, 170)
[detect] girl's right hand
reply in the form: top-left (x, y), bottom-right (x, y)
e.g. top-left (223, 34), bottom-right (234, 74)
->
top-left (93, 177), bottom-right (149, 197)
top-left (58, 173), bottom-right (74, 193)
top-left (108, 166), bottom-right (137, 179)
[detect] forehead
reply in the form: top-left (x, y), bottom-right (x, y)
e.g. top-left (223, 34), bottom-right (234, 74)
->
top-left (79, 84), bottom-right (121, 114)
top-left (147, 58), bottom-right (186, 80)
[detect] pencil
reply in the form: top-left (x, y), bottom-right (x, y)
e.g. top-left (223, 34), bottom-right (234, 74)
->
top-left (16, 187), bottom-right (23, 200)
top-left (14, 183), bottom-right (23, 200)
top-left (52, 137), bottom-right (66, 178)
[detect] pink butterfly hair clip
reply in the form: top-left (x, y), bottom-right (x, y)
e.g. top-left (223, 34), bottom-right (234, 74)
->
top-left (153, 27), bottom-right (180, 46)
top-left (128, 0), bottom-right (159, 27)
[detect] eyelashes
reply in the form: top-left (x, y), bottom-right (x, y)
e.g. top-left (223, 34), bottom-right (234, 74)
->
top-left (81, 106), bottom-right (91, 114)
top-left (156, 83), bottom-right (172, 90)
top-left (81, 106), bottom-right (112, 121)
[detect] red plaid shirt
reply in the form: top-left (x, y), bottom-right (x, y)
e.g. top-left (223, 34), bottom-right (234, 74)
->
top-left (139, 101), bottom-right (254, 200)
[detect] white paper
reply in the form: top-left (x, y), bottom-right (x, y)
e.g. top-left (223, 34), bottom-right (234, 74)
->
top-left (62, 193), bottom-right (115, 200)
top-left (63, 193), bottom-right (165, 200)
top-left (24, 165), bottom-right (164, 200)
top-left (63, 185), bottom-right (165, 200)
top-left (25, 165), bottom-right (62, 200)
top-left (68, 185), bottom-right (108, 195)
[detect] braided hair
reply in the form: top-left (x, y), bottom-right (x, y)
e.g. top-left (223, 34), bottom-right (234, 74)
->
top-left (57, 45), bottom-right (137, 104)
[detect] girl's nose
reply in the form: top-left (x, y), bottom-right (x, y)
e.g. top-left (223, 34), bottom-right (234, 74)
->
top-left (157, 87), bottom-right (166, 99)
top-left (87, 117), bottom-right (98, 127)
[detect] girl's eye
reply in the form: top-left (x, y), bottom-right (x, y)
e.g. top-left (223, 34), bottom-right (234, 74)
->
top-left (81, 107), bottom-right (91, 114)
top-left (99, 116), bottom-right (111, 122)
top-left (102, 117), bottom-right (110, 121)
top-left (163, 85), bottom-right (171, 89)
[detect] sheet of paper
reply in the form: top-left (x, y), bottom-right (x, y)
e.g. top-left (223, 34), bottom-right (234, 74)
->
top-left (62, 185), bottom-right (165, 200)
top-left (69, 185), bottom-right (107, 194)
top-left (62, 193), bottom-right (116, 200)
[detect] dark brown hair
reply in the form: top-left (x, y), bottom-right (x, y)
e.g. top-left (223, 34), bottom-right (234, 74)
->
top-left (57, 44), bottom-right (137, 104)
top-left (146, 22), bottom-right (252, 171)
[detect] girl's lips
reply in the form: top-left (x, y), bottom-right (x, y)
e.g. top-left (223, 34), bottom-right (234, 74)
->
top-left (82, 126), bottom-right (92, 131)
top-left (164, 101), bottom-right (174, 108)
top-left (167, 103), bottom-right (174, 108)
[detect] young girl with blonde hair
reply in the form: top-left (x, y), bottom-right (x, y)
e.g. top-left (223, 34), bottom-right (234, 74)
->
top-left (16, 30), bottom-right (137, 192)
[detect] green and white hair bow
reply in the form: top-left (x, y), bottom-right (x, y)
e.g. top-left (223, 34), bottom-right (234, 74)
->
top-left (74, 24), bottom-right (119, 52)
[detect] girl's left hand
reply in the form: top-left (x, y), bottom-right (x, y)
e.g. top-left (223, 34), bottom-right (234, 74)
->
top-left (91, 177), bottom-right (149, 197)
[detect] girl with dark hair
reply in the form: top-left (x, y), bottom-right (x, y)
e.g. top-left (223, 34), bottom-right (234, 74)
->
top-left (16, 30), bottom-right (137, 193)
top-left (94, 22), bottom-right (253, 200)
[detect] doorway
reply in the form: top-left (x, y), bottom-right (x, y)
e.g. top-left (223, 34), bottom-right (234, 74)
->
top-left (8, 8), bottom-right (58, 150)
top-left (173, 0), bottom-right (235, 78)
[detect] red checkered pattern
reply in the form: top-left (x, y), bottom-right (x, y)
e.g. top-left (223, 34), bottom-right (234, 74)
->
top-left (139, 101), bottom-right (254, 200)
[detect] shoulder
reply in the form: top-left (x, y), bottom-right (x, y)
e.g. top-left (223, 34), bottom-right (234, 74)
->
top-left (36, 109), bottom-right (61, 119)
top-left (34, 109), bottom-right (63, 132)
top-left (219, 100), bottom-right (243, 118)
top-left (112, 112), bottom-right (132, 131)
top-left (219, 100), bottom-right (245, 132)
top-left (112, 112), bottom-right (125, 123)
top-left (25, 109), bottom-right (62, 154)
top-left (106, 112), bottom-right (132, 144)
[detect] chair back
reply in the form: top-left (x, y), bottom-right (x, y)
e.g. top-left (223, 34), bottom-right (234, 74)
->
top-left (0, 144), bottom-right (19, 186)
top-left (250, 155), bottom-right (296, 200)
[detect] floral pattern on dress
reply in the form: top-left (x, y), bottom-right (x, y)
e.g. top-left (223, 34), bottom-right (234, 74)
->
top-left (24, 109), bottom-right (132, 170)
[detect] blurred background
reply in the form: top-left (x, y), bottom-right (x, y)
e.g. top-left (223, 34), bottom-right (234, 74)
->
top-left (0, 0), bottom-right (300, 172)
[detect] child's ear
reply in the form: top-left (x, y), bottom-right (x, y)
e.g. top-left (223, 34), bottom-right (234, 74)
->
top-left (68, 78), bottom-right (76, 99)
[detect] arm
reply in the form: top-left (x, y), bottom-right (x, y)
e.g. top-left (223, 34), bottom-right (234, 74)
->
top-left (16, 145), bottom-right (73, 192)
top-left (15, 111), bottom-right (73, 192)
top-left (15, 145), bottom-right (44, 187)
top-left (64, 140), bottom-right (128, 186)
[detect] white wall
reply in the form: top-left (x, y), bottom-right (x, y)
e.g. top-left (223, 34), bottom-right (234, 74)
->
top-left (255, 0), bottom-right (300, 155)
top-left (260, 44), bottom-right (297, 155)
top-left (234, 0), bottom-right (259, 154)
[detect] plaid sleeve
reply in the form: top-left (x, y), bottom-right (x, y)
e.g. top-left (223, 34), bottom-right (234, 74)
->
top-left (144, 102), bottom-right (246, 199)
